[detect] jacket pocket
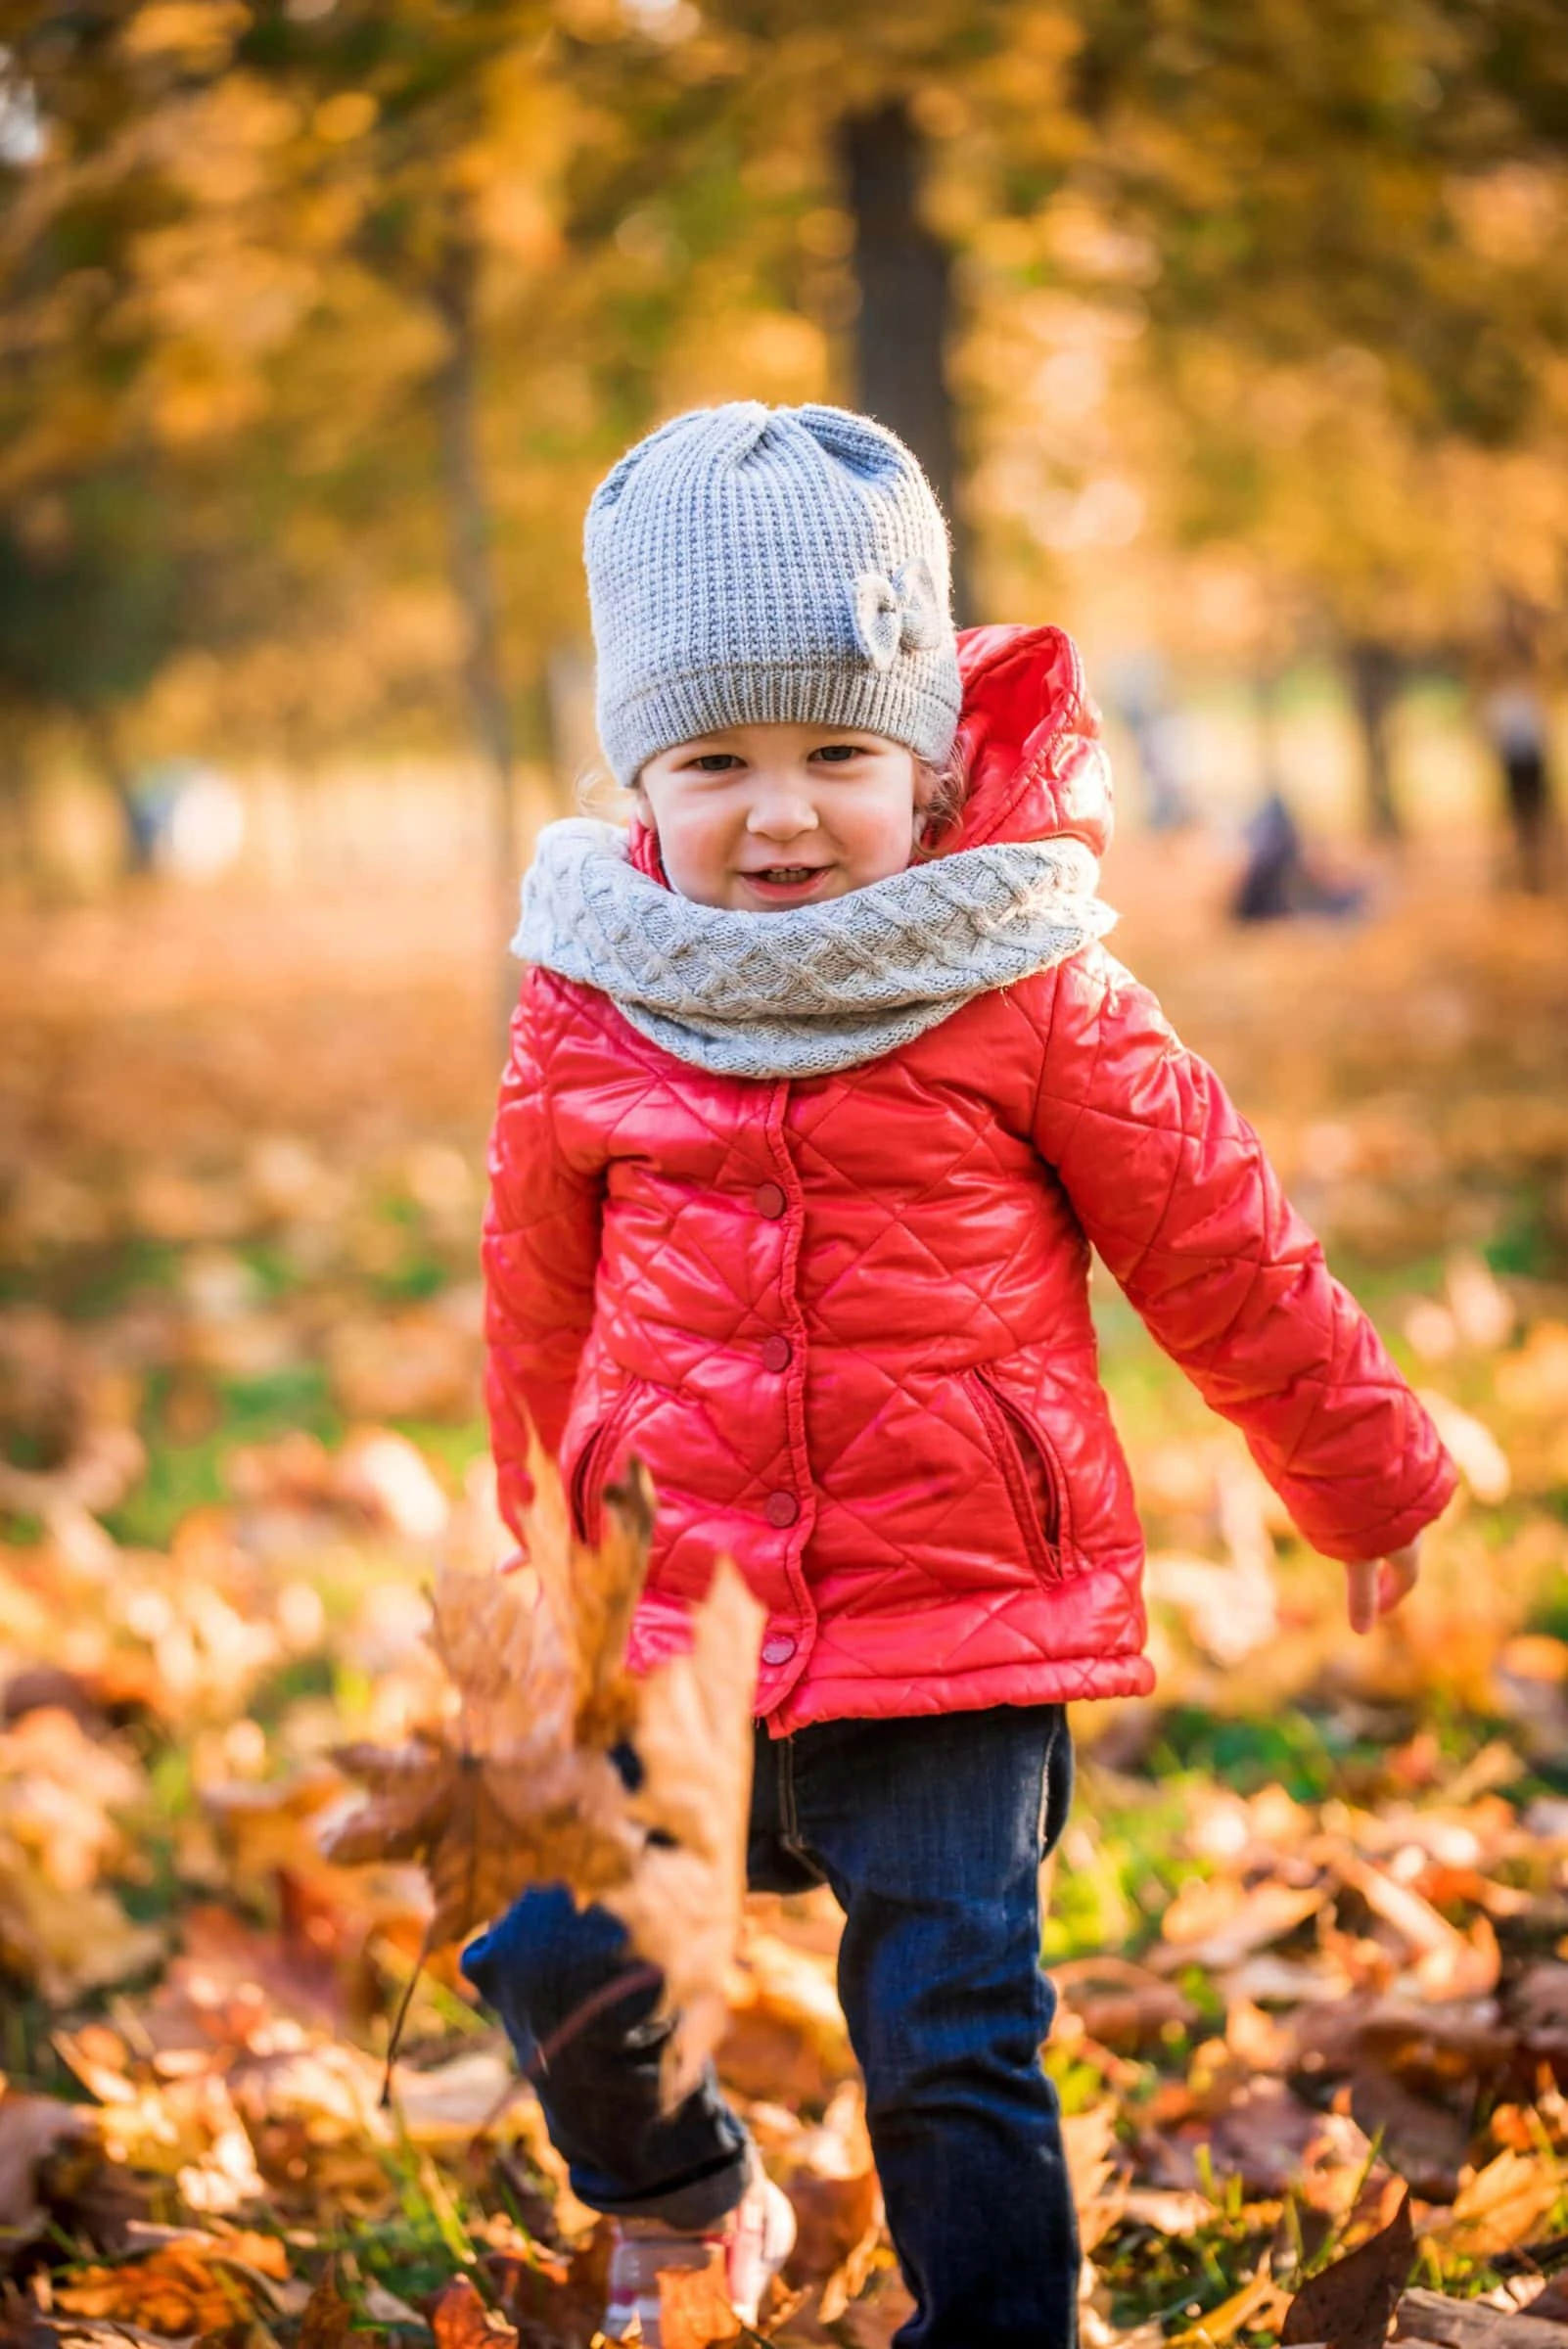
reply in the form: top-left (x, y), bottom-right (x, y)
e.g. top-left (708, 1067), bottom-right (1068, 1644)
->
top-left (969, 1364), bottom-right (1073, 1584)
top-left (567, 1379), bottom-right (644, 1546)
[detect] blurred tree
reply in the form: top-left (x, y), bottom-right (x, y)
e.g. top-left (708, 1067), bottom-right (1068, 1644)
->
top-left (3, 0), bottom-right (1567, 877)
top-left (0, 465), bottom-right (183, 867)
top-left (841, 99), bottom-right (973, 617)
top-left (1039, 0), bottom-right (1568, 838)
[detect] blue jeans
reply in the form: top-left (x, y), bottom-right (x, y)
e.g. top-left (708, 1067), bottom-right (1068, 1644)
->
top-left (461, 1702), bottom-right (1080, 2349)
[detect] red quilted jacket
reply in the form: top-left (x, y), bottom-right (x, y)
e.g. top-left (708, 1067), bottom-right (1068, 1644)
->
top-left (483, 623), bottom-right (1456, 1732)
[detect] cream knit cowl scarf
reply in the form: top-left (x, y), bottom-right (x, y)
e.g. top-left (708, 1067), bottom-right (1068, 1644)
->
top-left (515, 816), bottom-right (1115, 1081)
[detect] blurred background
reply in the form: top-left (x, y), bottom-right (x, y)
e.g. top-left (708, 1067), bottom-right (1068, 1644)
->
top-left (3, 0), bottom-right (1567, 898)
top-left (4, 8), bottom-right (1568, 2339)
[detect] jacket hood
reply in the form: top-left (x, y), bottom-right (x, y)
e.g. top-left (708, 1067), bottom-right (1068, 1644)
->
top-left (946, 624), bottom-right (1113, 860)
top-left (627, 619), bottom-right (1112, 882)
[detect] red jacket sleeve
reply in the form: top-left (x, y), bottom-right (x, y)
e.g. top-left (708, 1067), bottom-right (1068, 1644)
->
top-left (1032, 946), bottom-right (1457, 1563)
top-left (482, 969), bottom-right (607, 1550)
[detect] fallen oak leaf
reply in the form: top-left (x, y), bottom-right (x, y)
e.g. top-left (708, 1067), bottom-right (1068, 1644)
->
top-left (428, 2276), bottom-right (515, 2349)
top-left (484, 2222), bottom-right (611, 2349)
top-left (324, 1731), bottom-right (631, 1954)
top-left (320, 1464), bottom-right (649, 1956)
top-left (54, 2248), bottom-right (254, 2338)
top-left (1154, 1879), bottom-right (1325, 1972)
top-left (773, 2087), bottom-right (879, 2317)
top-left (1424, 2150), bottom-right (1564, 2261)
top-left (657, 2261), bottom-right (742, 2349)
top-left (296, 2263), bottom-right (354, 2349)
top-left (0, 2091), bottom-right (101, 2251)
top-left (1053, 1956), bottom-right (1200, 2051)
top-left (1281, 2186), bottom-right (1413, 2349)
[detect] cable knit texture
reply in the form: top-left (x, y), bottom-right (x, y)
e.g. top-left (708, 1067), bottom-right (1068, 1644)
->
top-left (484, 624), bottom-right (1458, 1733)
top-left (516, 818), bottom-right (1115, 1079)
top-left (584, 402), bottom-right (963, 785)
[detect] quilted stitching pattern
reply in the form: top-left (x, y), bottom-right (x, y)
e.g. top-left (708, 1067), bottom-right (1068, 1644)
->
top-left (482, 625), bottom-right (1458, 1731)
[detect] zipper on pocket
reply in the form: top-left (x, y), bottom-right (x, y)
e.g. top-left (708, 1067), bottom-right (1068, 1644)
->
top-left (569, 1384), bottom-right (638, 1546)
top-left (971, 1366), bottom-right (1071, 1581)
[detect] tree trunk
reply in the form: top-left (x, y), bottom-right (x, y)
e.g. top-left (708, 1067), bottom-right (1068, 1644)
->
top-left (840, 102), bottom-right (975, 625)
top-left (0, 751), bottom-right (40, 898)
top-left (428, 213), bottom-right (521, 1048)
top-left (1345, 638), bottom-right (1404, 841)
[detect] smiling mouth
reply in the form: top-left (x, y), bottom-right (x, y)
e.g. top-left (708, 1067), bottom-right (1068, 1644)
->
top-left (746, 865), bottom-right (826, 885)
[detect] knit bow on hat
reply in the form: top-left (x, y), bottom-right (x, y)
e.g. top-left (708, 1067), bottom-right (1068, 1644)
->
top-left (853, 556), bottom-right (945, 671)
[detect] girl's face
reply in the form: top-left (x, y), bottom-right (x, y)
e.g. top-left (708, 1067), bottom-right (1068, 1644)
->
top-left (634, 723), bottom-right (932, 911)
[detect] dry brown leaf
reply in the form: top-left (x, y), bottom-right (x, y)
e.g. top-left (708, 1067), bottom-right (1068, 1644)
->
top-left (835, 2267), bottom-right (918, 2349)
top-left (429, 2275), bottom-right (516, 2349)
top-left (327, 1446), bottom-right (761, 2103)
top-left (1393, 2283), bottom-right (1568, 2348)
top-left (1157, 1878), bottom-right (1324, 1969)
top-left (1281, 2186), bottom-right (1413, 2348)
top-left (657, 2259), bottom-right (743, 2349)
top-left (54, 2247), bottom-right (253, 2337)
top-left (296, 2263), bottom-right (355, 2349)
top-left (325, 1727), bottom-right (629, 1951)
top-left (484, 2226), bottom-right (611, 2349)
top-left (1063, 2102), bottom-right (1127, 2253)
top-left (1056, 1957), bottom-right (1199, 2051)
top-left (325, 1310), bottom-right (479, 1423)
top-left (0, 1855), bottom-right (164, 2006)
top-left (321, 1531), bottom-right (639, 1948)
top-left (1347, 2066), bottom-right (1471, 2202)
top-left (1495, 1325), bottom-right (1568, 1418)
top-left (0, 2092), bottom-right (100, 2246)
top-left (1169, 2263), bottom-right (1290, 2348)
top-left (769, 2086), bottom-right (879, 2324)
top-left (520, 1440), bottom-right (650, 1752)
top-left (1224, 1996), bottom-right (1295, 2072)
top-left (1425, 2150), bottom-right (1564, 2260)
top-left (1336, 1855), bottom-right (1501, 1998)
top-left (1120, 2187), bottom-right (1215, 2234)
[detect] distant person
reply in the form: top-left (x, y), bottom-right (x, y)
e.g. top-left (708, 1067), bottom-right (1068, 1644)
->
top-left (463, 403), bottom-right (1456, 2347)
top-left (1231, 790), bottom-right (1366, 923)
top-left (126, 759), bottom-right (246, 881)
top-left (1481, 679), bottom-right (1556, 893)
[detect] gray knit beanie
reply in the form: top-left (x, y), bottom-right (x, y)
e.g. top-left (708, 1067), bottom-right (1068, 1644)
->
top-left (584, 401), bottom-right (963, 787)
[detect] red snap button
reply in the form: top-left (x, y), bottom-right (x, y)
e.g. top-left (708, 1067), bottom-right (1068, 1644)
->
top-left (761, 1633), bottom-right (798, 1667)
top-left (753, 1180), bottom-right (787, 1219)
top-left (764, 1490), bottom-right (800, 1529)
top-left (761, 1334), bottom-right (792, 1372)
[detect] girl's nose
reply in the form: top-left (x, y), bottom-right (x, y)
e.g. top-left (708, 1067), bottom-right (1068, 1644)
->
top-left (746, 781), bottom-right (819, 839)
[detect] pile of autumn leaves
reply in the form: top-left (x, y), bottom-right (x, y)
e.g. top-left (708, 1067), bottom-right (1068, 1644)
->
top-left (3, 1368), bottom-right (1568, 2349)
top-left (3, 1051), bottom-right (1568, 2340)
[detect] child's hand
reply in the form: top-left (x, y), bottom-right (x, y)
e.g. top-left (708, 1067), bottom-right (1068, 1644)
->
top-left (1346, 1539), bottom-right (1421, 1634)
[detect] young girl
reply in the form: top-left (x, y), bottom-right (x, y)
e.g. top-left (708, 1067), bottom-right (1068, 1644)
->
top-left (462, 402), bottom-right (1456, 2348)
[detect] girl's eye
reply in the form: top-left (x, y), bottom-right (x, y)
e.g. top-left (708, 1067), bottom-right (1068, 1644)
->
top-left (686, 753), bottom-right (742, 772)
top-left (811, 743), bottom-right (864, 764)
